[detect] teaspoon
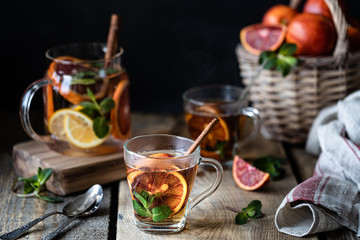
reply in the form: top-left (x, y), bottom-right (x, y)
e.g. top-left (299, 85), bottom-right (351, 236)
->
top-left (0, 184), bottom-right (102, 240)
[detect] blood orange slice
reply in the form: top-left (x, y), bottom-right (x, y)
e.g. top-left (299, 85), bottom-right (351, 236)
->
top-left (240, 23), bottom-right (286, 55)
top-left (232, 155), bottom-right (270, 190)
top-left (127, 170), bottom-right (187, 215)
top-left (149, 153), bottom-right (174, 158)
top-left (47, 56), bottom-right (109, 105)
top-left (111, 77), bottom-right (131, 140)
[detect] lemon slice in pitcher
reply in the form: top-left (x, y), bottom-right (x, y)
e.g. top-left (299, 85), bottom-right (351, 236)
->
top-left (63, 109), bottom-right (108, 149)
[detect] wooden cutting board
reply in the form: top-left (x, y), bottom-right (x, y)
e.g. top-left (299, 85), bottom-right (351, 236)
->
top-left (12, 141), bottom-right (126, 196)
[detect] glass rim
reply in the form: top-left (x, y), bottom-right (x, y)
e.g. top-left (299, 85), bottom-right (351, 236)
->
top-left (123, 134), bottom-right (200, 161)
top-left (45, 41), bottom-right (124, 63)
top-left (182, 84), bottom-right (243, 105)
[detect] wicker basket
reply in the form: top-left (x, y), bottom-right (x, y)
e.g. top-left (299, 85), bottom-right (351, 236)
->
top-left (236, 0), bottom-right (360, 144)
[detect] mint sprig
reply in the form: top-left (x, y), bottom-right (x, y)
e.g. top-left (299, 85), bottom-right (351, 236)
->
top-left (132, 190), bottom-right (172, 222)
top-left (253, 156), bottom-right (286, 180)
top-left (226, 200), bottom-right (262, 225)
top-left (79, 88), bottom-right (115, 138)
top-left (259, 43), bottom-right (298, 77)
top-left (12, 167), bottom-right (62, 203)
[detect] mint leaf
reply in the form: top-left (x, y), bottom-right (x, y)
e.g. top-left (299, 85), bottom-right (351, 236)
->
top-left (226, 200), bottom-right (263, 225)
top-left (152, 205), bottom-right (172, 221)
top-left (235, 212), bottom-right (248, 225)
top-left (80, 107), bottom-right (98, 119)
top-left (243, 200), bottom-right (262, 218)
top-left (132, 200), bottom-right (152, 217)
top-left (279, 43), bottom-right (297, 56)
top-left (134, 191), bottom-right (149, 209)
top-left (79, 101), bottom-right (97, 109)
top-left (38, 168), bottom-right (52, 185)
top-left (253, 156), bottom-right (285, 180)
top-left (14, 168), bottom-right (62, 203)
top-left (215, 140), bottom-right (227, 160)
top-left (93, 117), bottom-right (109, 138)
top-left (99, 97), bottom-right (115, 114)
top-left (70, 78), bottom-right (96, 85)
top-left (37, 194), bottom-right (63, 203)
top-left (259, 43), bottom-right (298, 77)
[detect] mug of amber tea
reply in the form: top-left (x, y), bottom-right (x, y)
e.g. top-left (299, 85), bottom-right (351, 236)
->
top-left (124, 134), bottom-right (223, 233)
top-left (20, 42), bottom-right (131, 156)
top-left (183, 85), bottom-right (261, 162)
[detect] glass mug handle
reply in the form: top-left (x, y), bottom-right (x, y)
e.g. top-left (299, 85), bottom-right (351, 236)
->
top-left (235, 107), bottom-right (261, 151)
top-left (20, 78), bottom-right (50, 142)
top-left (187, 157), bottom-right (223, 213)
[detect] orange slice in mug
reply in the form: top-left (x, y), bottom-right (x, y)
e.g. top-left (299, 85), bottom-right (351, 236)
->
top-left (111, 78), bottom-right (131, 140)
top-left (47, 56), bottom-right (108, 105)
top-left (186, 105), bottom-right (230, 151)
top-left (127, 170), bottom-right (188, 215)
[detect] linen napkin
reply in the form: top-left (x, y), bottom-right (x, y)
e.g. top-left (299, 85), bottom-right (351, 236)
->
top-left (274, 90), bottom-right (360, 237)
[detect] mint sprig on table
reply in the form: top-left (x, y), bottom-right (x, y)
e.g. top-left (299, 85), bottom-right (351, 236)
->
top-left (226, 200), bottom-right (262, 225)
top-left (259, 43), bottom-right (298, 77)
top-left (12, 167), bottom-right (62, 203)
top-left (79, 88), bottom-right (115, 138)
top-left (253, 156), bottom-right (286, 180)
top-left (133, 190), bottom-right (172, 221)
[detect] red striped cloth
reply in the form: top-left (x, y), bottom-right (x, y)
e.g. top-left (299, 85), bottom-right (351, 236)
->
top-left (275, 91), bottom-right (360, 237)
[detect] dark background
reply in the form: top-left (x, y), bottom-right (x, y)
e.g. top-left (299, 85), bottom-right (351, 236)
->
top-left (1, 0), bottom-right (359, 149)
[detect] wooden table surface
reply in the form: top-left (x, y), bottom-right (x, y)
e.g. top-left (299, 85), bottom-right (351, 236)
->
top-left (0, 112), bottom-right (357, 239)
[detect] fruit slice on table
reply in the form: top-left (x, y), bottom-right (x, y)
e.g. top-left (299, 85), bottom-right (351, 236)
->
top-left (186, 105), bottom-right (230, 159)
top-left (240, 23), bottom-right (286, 55)
top-left (63, 109), bottom-right (108, 149)
top-left (47, 56), bottom-right (108, 105)
top-left (111, 78), bottom-right (131, 140)
top-left (127, 170), bottom-right (187, 215)
top-left (232, 155), bottom-right (270, 191)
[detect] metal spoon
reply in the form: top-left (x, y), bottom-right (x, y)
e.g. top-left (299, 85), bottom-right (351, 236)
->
top-left (41, 185), bottom-right (103, 240)
top-left (0, 184), bottom-right (102, 240)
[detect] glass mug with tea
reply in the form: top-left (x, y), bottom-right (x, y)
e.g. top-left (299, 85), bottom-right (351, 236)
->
top-left (20, 42), bottom-right (131, 156)
top-left (124, 134), bottom-right (223, 233)
top-left (183, 85), bottom-right (261, 162)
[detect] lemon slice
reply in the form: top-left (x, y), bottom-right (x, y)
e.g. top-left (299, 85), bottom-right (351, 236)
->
top-left (48, 109), bottom-right (70, 141)
top-left (63, 110), bottom-right (108, 149)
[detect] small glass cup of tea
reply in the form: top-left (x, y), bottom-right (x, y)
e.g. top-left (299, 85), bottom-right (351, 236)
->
top-left (20, 42), bottom-right (131, 156)
top-left (183, 85), bottom-right (261, 162)
top-left (123, 134), bottom-right (223, 233)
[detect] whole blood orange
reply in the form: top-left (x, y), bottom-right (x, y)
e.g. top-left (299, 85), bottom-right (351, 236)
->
top-left (240, 24), bottom-right (286, 55)
top-left (232, 155), bottom-right (270, 191)
top-left (127, 170), bottom-right (187, 215)
top-left (286, 13), bottom-right (336, 56)
top-left (111, 77), bottom-right (131, 140)
top-left (262, 4), bottom-right (298, 26)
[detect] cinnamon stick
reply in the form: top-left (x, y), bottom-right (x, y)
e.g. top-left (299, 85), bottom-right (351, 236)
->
top-left (105, 14), bottom-right (120, 60)
top-left (185, 117), bottom-right (219, 155)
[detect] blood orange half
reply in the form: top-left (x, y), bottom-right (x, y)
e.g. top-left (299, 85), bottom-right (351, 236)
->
top-left (111, 77), bottom-right (131, 140)
top-left (127, 170), bottom-right (187, 214)
top-left (232, 155), bottom-right (270, 191)
top-left (240, 23), bottom-right (286, 55)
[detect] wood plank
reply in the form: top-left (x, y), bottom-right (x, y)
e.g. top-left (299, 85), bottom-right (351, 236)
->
top-left (0, 151), bottom-right (112, 240)
top-left (116, 114), bottom-right (318, 240)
